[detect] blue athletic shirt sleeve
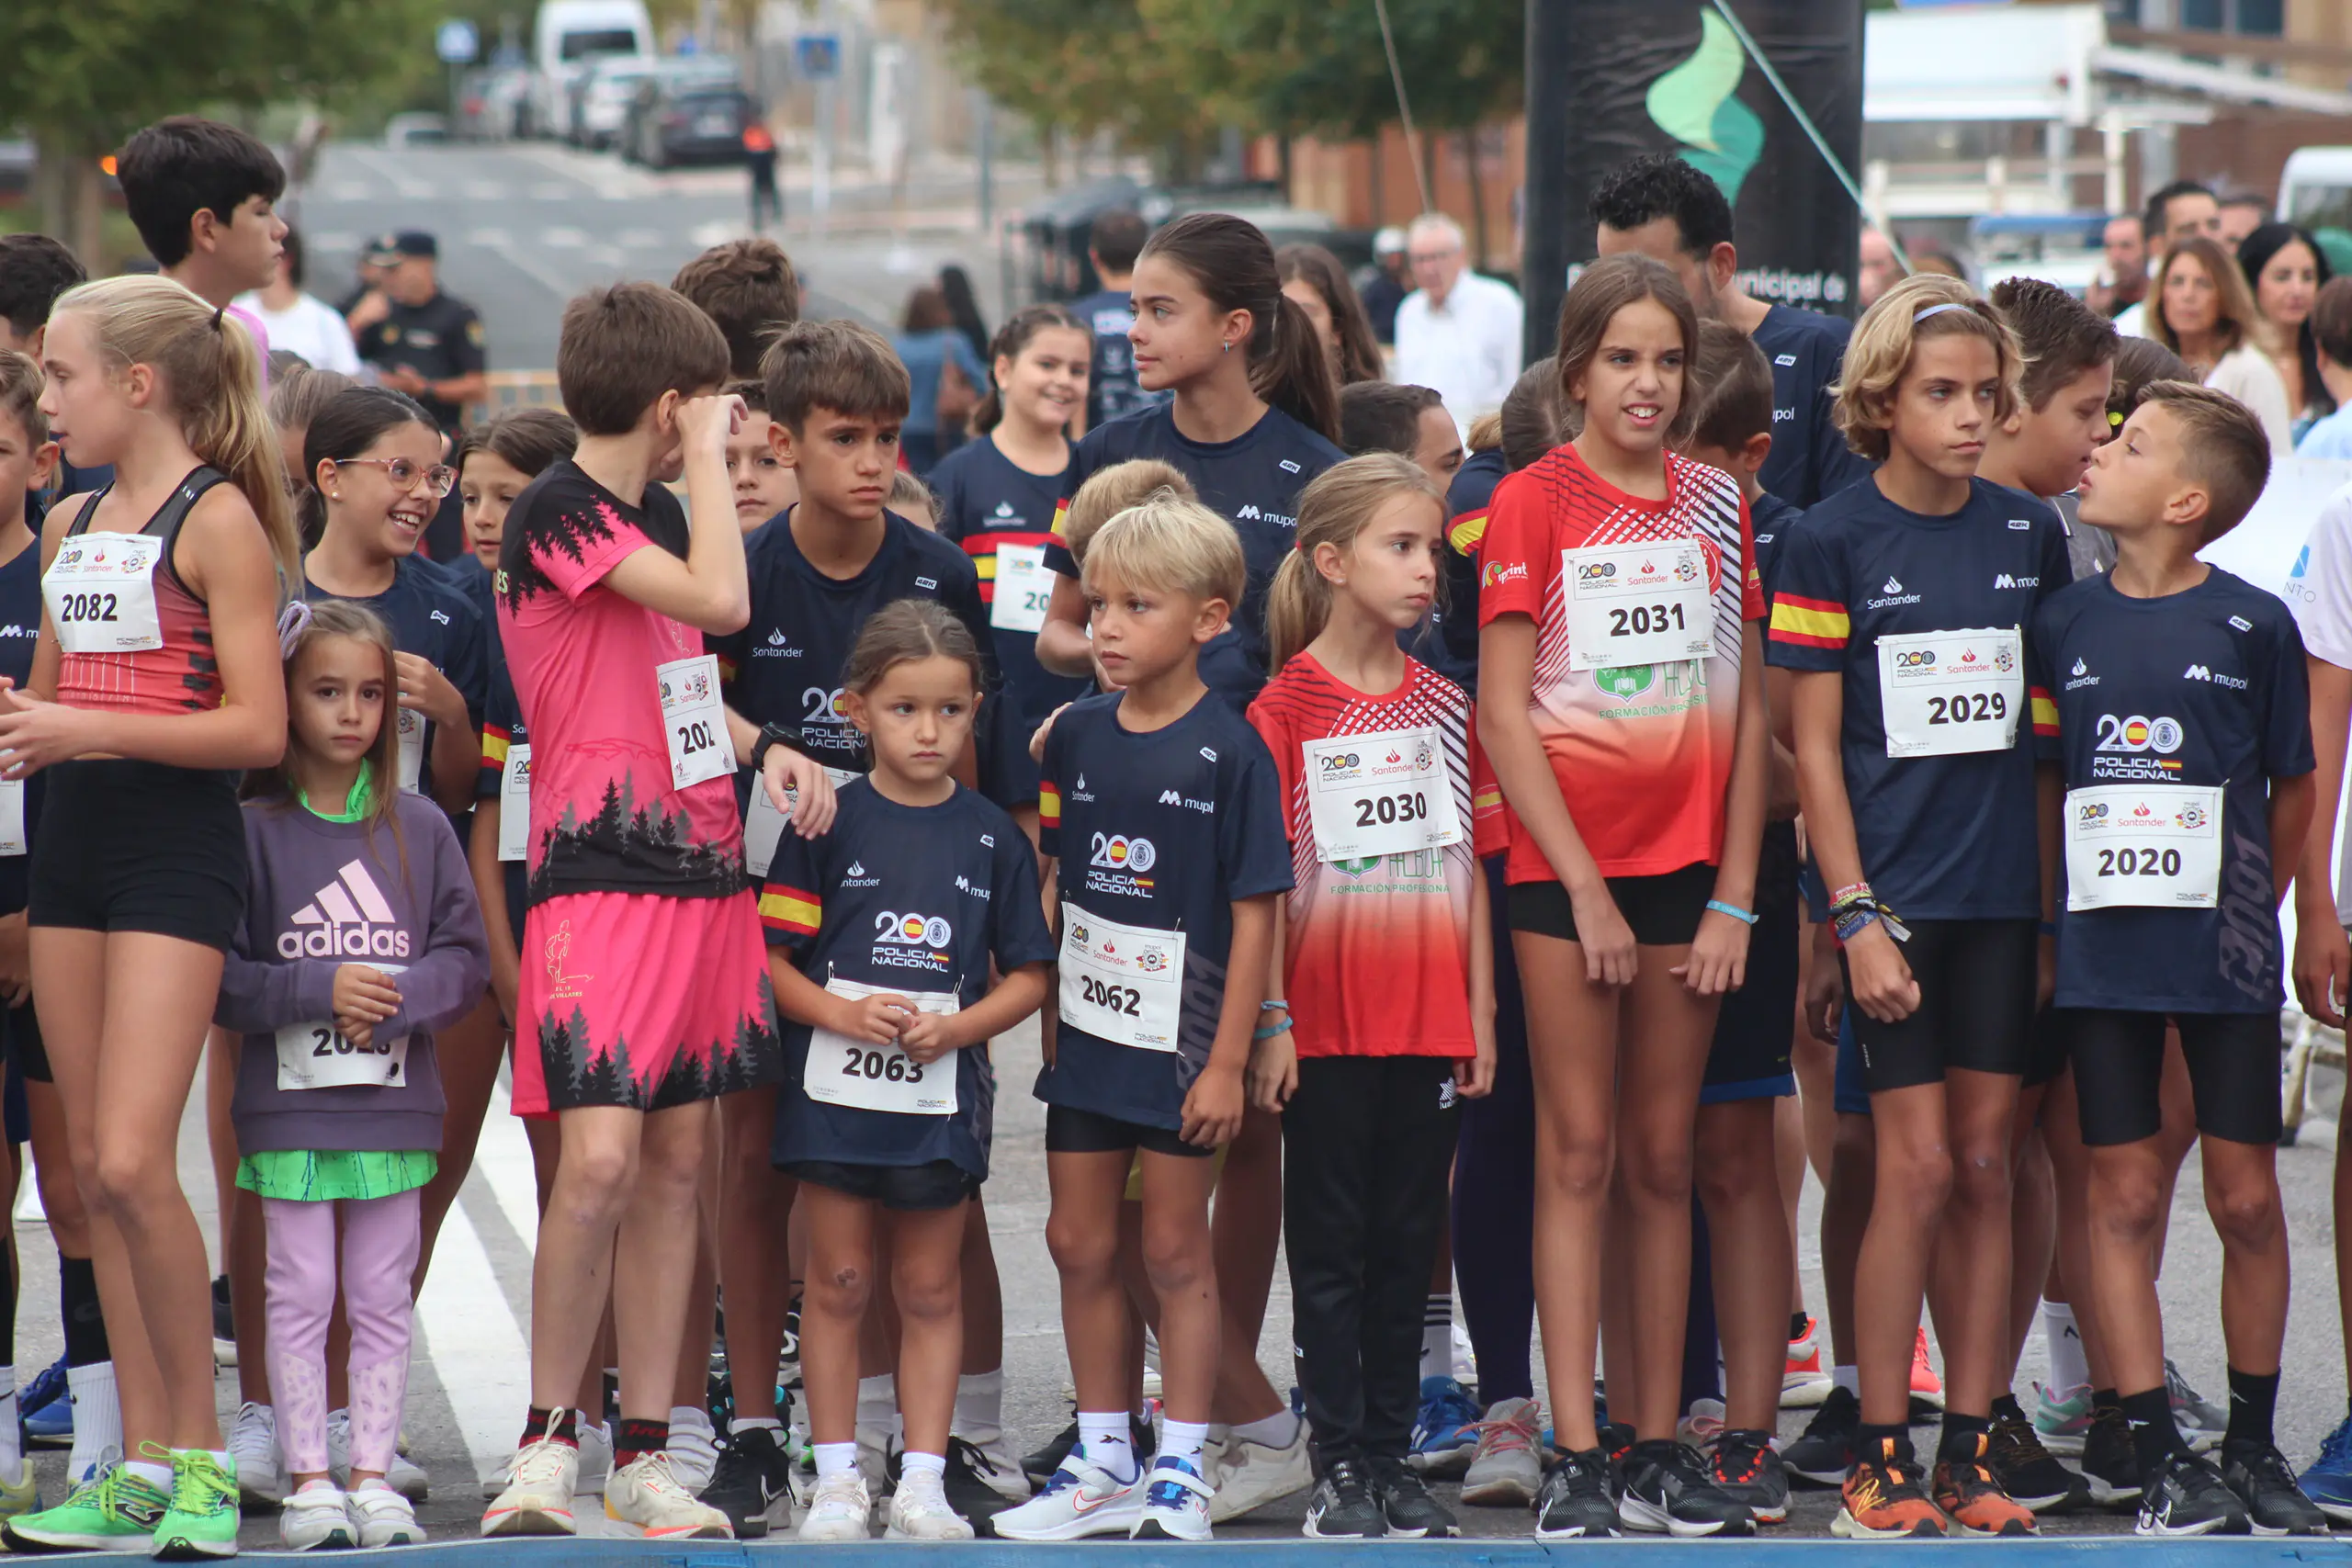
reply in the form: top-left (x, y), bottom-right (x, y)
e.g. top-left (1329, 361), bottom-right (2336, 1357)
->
top-left (1752, 307), bottom-right (1876, 509)
top-left (990, 828), bottom-right (1057, 975)
top-left (1218, 721), bottom-right (1296, 904)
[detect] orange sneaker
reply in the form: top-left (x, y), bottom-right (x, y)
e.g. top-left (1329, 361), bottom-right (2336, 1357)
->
top-left (1909, 1328), bottom-right (1945, 1411)
top-left (1932, 1435), bottom-right (2037, 1537)
top-left (1782, 1315), bottom-right (1832, 1408)
top-left (1833, 1437), bottom-right (1949, 1540)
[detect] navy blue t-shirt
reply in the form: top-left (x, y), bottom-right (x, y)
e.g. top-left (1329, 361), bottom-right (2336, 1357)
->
top-left (0, 537), bottom-right (44, 917)
top-left (1043, 404), bottom-right (1346, 692)
top-left (1766, 478), bottom-right (2071, 921)
top-left (717, 509), bottom-right (992, 774)
top-left (301, 553), bottom-right (490, 798)
top-left (1069, 288), bottom-right (1165, 431)
top-left (2034, 569), bottom-right (2313, 1013)
top-left (1748, 490), bottom-right (1805, 614)
top-left (762, 779), bottom-right (1055, 1179)
top-left (929, 436), bottom-right (1094, 804)
top-left (1752, 305), bottom-right (1876, 511)
top-left (1422, 446), bottom-right (1509, 690)
top-left (1035, 692), bottom-right (1292, 1131)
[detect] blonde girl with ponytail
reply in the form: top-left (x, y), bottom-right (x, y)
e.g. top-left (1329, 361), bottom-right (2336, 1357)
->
top-left (1242, 454), bottom-right (1501, 1529)
top-left (5, 273), bottom-right (297, 1555)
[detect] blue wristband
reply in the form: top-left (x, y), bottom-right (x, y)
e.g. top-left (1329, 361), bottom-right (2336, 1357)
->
top-left (1705, 899), bottom-right (1758, 926)
top-left (1252, 1018), bottom-right (1294, 1042)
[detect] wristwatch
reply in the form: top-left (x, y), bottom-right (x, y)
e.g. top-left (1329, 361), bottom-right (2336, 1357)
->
top-left (749, 721), bottom-right (812, 775)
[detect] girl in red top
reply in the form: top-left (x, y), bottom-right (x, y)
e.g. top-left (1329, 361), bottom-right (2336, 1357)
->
top-left (1246, 452), bottom-right (1498, 1538)
top-left (8, 276), bottom-right (302, 1554)
top-left (1476, 254), bottom-right (1770, 1539)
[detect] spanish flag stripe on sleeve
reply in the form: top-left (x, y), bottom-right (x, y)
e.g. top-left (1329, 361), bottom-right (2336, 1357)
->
top-left (2030, 688), bottom-right (2059, 738)
top-left (759, 887), bottom-right (822, 936)
top-left (481, 728), bottom-right (510, 767)
top-left (1038, 780), bottom-right (1061, 829)
top-left (1767, 593), bottom-right (1850, 649)
top-left (1447, 510), bottom-right (1488, 556)
top-left (717, 654), bottom-right (740, 683)
top-left (1050, 500), bottom-right (1072, 539)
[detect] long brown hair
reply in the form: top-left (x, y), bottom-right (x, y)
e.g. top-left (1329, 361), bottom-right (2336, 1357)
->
top-left (1553, 254), bottom-right (1700, 446)
top-left (1276, 243), bottom-right (1385, 387)
top-left (1140, 214), bottom-right (1340, 443)
top-left (247, 598), bottom-right (410, 875)
top-left (1264, 453), bottom-right (1443, 672)
top-left (972, 303), bottom-right (1089, 435)
top-left (2150, 234), bottom-right (2261, 364)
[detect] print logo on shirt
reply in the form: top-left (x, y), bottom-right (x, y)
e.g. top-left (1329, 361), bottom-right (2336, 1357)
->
top-left (2008, 519), bottom-right (2033, 531)
top-left (954, 874), bottom-right (991, 901)
top-left (2065, 657), bottom-right (2099, 691)
top-left (1867, 576), bottom-right (1923, 609)
top-left (1993, 573), bottom-right (2039, 590)
top-left (842, 860), bottom-right (880, 887)
top-left (2229, 615), bottom-right (2253, 632)
top-left (1082, 830), bottom-right (1158, 898)
top-left (277, 860), bottom-right (413, 960)
top-left (431, 609), bottom-right (451, 626)
top-left (544, 918), bottom-right (593, 1000)
top-left (1280, 459), bottom-right (1302, 474)
top-left (0, 625), bottom-right (31, 639)
top-left (1233, 503), bottom-right (1298, 527)
top-left (754, 628), bottom-right (802, 659)
top-left (2183, 664), bottom-right (2248, 690)
top-left (993, 502), bottom-right (1016, 518)
top-left (1774, 354), bottom-right (1797, 367)
top-left (916, 577), bottom-right (937, 590)
top-left (2091, 713), bottom-right (2186, 782)
top-left (1159, 787), bottom-right (1214, 814)
top-left (873, 910), bottom-right (954, 971)
top-left (1070, 773), bottom-right (1093, 802)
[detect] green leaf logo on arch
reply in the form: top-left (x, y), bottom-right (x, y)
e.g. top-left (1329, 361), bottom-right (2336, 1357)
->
top-left (1645, 10), bottom-right (1765, 205)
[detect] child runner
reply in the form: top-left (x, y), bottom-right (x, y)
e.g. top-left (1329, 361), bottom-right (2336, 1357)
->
top-left (1768, 274), bottom-right (2067, 1539)
top-left (890, 471), bottom-right (937, 531)
top-left (673, 239), bottom-right (804, 520)
top-left (993, 493), bottom-right (1291, 1543)
top-left (217, 599), bottom-right (490, 1549)
top-left (480, 282), bottom-right (835, 1541)
top-left (4, 274), bottom-right (300, 1560)
top-left (722, 381), bottom-right (795, 536)
top-left (1477, 252), bottom-right (1770, 1540)
top-left (2044, 383), bottom-right (2322, 1535)
top-left (1244, 453), bottom-right (1500, 1540)
top-left (762, 603), bottom-right (1054, 1541)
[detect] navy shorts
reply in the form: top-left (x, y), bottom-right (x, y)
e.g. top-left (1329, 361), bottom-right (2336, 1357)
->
top-left (1701, 824), bottom-right (1799, 1106)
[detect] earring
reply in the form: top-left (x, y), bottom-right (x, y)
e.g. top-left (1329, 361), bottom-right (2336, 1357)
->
top-left (1222, 341), bottom-right (1232, 354)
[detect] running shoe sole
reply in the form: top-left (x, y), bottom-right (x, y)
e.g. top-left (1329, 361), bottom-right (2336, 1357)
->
top-left (1458, 1471), bottom-right (1540, 1507)
top-left (1619, 1495), bottom-right (1749, 1539)
top-left (1832, 1507), bottom-right (1945, 1540)
top-left (481, 1504), bottom-right (576, 1536)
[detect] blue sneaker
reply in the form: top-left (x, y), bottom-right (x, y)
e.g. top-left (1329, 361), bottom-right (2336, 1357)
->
top-left (21, 1359), bottom-right (69, 1450)
top-left (2298, 1412), bottom-right (2352, 1524)
top-left (1408, 1377), bottom-right (1484, 1477)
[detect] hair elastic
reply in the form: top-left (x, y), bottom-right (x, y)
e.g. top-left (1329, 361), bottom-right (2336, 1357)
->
top-left (210, 304), bottom-right (227, 332)
top-left (276, 598), bottom-right (313, 660)
top-left (1912, 302), bottom-right (1969, 325)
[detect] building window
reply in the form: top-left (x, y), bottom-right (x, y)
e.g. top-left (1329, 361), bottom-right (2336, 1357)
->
top-left (2236, 0), bottom-right (2283, 33)
top-left (2177, 0), bottom-right (2286, 31)
top-left (2181, 0), bottom-right (2223, 28)
top-left (2103, 0), bottom-right (2141, 20)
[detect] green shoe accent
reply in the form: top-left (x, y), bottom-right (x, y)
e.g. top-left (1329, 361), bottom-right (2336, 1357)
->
top-left (0, 1453), bottom-right (40, 1519)
top-left (1, 1462), bottom-right (169, 1551)
top-left (153, 1448), bottom-right (240, 1560)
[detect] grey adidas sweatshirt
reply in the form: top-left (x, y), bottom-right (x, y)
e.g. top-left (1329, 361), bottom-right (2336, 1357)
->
top-left (216, 793), bottom-right (489, 1155)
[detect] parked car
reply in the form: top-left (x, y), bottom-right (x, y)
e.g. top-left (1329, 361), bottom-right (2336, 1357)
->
top-left (568, 56), bottom-right (660, 149)
top-left (457, 65), bottom-right (533, 141)
top-left (531, 0), bottom-right (652, 141)
top-left (630, 84), bottom-right (755, 168)
top-left (619, 57), bottom-right (742, 163)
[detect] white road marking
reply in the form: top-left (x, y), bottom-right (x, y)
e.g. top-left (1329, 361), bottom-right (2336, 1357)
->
top-left (481, 237), bottom-right (582, 301)
top-left (540, 227), bottom-right (587, 249)
top-left (414, 1194), bottom-right (533, 1483)
top-left (337, 149), bottom-right (433, 201)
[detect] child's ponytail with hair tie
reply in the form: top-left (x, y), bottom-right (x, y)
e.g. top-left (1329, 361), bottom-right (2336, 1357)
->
top-left (277, 598), bottom-right (313, 660)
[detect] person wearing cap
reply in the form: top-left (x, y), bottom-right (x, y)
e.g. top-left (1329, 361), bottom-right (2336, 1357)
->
top-left (352, 231), bottom-right (488, 431)
top-left (1361, 225), bottom-right (1411, 346)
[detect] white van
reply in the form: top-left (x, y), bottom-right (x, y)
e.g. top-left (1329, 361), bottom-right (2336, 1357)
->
top-left (2278, 147), bottom-right (2352, 232)
top-left (529, 0), bottom-right (653, 141)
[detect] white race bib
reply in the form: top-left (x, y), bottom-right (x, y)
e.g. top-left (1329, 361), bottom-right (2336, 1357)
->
top-left (1058, 901), bottom-right (1184, 1052)
top-left (396, 706), bottom-right (425, 795)
top-left (805, 976), bottom-right (959, 1114)
top-left (1300, 727), bottom-right (1462, 863)
top-left (0, 780), bottom-right (25, 857)
top-left (658, 654), bottom-right (731, 791)
top-left (497, 743), bottom-right (532, 863)
top-left (990, 544), bottom-right (1052, 635)
top-left (1562, 542), bottom-right (1713, 671)
top-left (2064, 784), bottom-right (2223, 911)
top-left (743, 764), bottom-right (858, 878)
top-left (275, 964), bottom-right (410, 1090)
top-left (44, 534), bottom-right (164, 654)
top-left (1876, 628), bottom-right (2024, 758)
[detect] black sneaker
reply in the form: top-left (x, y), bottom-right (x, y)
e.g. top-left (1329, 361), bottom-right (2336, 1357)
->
top-left (2136, 1450), bottom-right (2250, 1537)
top-left (780, 1293), bottom-right (801, 1366)
top-left (1371, 1458), bottom-right (1456, 1539)
top-left (703, 1425), bottom-right (796, 1539)
top-left (1533, 1448), bottom-right (1621, 1540)
top-left (1784, 1385), bottom-right (1860, 1487)
top-left (2082, 1403), bottom-right (2143, 1506)
top-left (1709, 1428), bottom-right (1790, 1523)
top-left (1987, 1398), bottom-right (2088, 1512)
top-left (1303, 1457), bottom-right (1385, 1539)
top-left (211, 1273), bottom-right (236, 1366)
top-left (1618, 1438), bottom-right (1757, 1538)
top-left (2221, 1440), bottom-right (2328, 1535)
top-left (884, 1436), bottom-right (1020, 1532)
top-left (1019, 1409), bottom-right (1154, 1487)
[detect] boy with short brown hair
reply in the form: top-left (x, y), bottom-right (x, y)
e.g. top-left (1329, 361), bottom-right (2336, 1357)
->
top-left (673, 239), bottom-right (801, 381)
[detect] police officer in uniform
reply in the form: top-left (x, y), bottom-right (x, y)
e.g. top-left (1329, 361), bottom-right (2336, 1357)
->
top-left (350, 231), bottom-right (488, 432)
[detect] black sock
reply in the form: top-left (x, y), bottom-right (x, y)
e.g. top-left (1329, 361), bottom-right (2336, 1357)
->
top-left (58, 1255), bottom-right (107, 1367)
top-left (520, 1405), bottom-right (575, 1450)
top-left (615, 1416), bottom-right (670, 1467)
top-left (1991, 1392), bottom-right (2025, 1424)
top-left (2121, 1386), bottom-right (2186, 1476)
top-left (2093, 1386), bottom-right (2122, 1415)
top-left (1790, 1311), bottom-right (1809, 1343)
top-left (1937, 1411), bottom-right (1990, 1465)
top-left (1858, 1423), bottom-right (1912, 1466)
top-left (2225, 1368), bottom-right (2279, 1450)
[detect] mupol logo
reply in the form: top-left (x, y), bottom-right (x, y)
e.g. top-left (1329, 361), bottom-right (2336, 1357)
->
top-left (1994, 573), bottom-right (2038, 590)
top-left (1159, 789), bottom-right (1182, 805)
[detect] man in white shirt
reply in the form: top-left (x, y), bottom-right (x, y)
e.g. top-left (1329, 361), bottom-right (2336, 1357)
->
top-left (1392, 213), bottom-right (1522, 430)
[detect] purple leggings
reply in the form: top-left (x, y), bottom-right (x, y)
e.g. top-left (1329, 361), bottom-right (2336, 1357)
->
top-left (262, 1190), bottom-right (421, 1477)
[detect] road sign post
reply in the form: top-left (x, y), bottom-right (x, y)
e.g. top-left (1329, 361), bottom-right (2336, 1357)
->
top-left (797, 35), bottom-right (841, 231)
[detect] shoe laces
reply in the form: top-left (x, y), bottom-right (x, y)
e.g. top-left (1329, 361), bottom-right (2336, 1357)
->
top-left (512, 1436), bottom-right (576, 1485)
top-left (1469, 1401), bottom-right (1541, 1454)
top-left (628, 1451), bottom-right (695, 1498)
top-left (158, 1444), bottom-right (236, 1517)
top-left (810, 1472), bottom-right (866, 1512)
top-left (1713, 1431), bottom-right (1770, 1484)
top-left (1990, 1404), bottom-right (2056, 1464)
top-left (2313, 1416), bottom-right (2352, 1471)
top-left (1423, 1384), bottom-right (1481, 1432)
top-left (2231, 1441), bottom-right (2299, 1490)
top-left (1323, 1456), bottom-right (1374, 1507)
top-left (945, 1435), bottom-right (1004, 1481)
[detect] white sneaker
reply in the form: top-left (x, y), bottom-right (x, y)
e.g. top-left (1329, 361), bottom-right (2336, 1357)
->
top-left (885, 1467), bottom-right (975, 1540)
top-left (278, 1481), bottom-right (355, 1550)
top-left (575, 1416), bottom-right (613, 1495)
top-left (1142, 1327), bottom-right (1165, 1401)
top-left (797, 1472), bottom-right (873, 1541)
top-left (349, 1479), bottom-right (426, 1547)
top-left (327, 1407), bottom-right (429, 1501)
top-left (668, 1407), bottom-right (719, 1494)
top-left (993, 1451), bottom-right (1145, 1541)
top-left (1207, 1416), bottom-right (1311, 1523)
top-left (480, 1437), bottom-right (579, 1536)
top-left (229, 1400), bottom-right (287, 1508)
top-left (1134, 1455), bottom-right (1215, 1541)
top-left (604, 1450), bottom-right (732, 1540)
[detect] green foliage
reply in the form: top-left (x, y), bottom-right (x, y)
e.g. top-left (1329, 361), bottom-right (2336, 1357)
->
top-left (934, 0), bottom-right (1217, 145)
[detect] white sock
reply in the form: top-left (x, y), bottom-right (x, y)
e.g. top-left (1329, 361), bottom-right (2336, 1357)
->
top-left (855, 1373), bottom-right (896, 1432)
top-left (952, 1369), bottom-right (1003, 1442)
top-left (900, 1450), bottom-right (945, 1479)
top-left (1832, 1364), bottom-right (1860, 1397)
top-left (1159, 1418), bottom-right (1209, 1471)
top-left (814, 1440), bottom-right (858, 1482)
top-left (1420, 1294), bottom-right (1453, 1382)
top-left (2041, 1300), bottom-right (2089, 1393)
top-left (1230, 1409), bottom-right (1297, 1450)
top-left (731, 1416), bottom-right (783, 1437)
top-left (125, 1458), bottom-right (173, 1491)
top-left (669, 1404), bottom-right (712, 1434)
top-left (1077, 1411), bottom-right (1136, 1483)
top-left (67, 1362), bottom-right (120, 1478)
